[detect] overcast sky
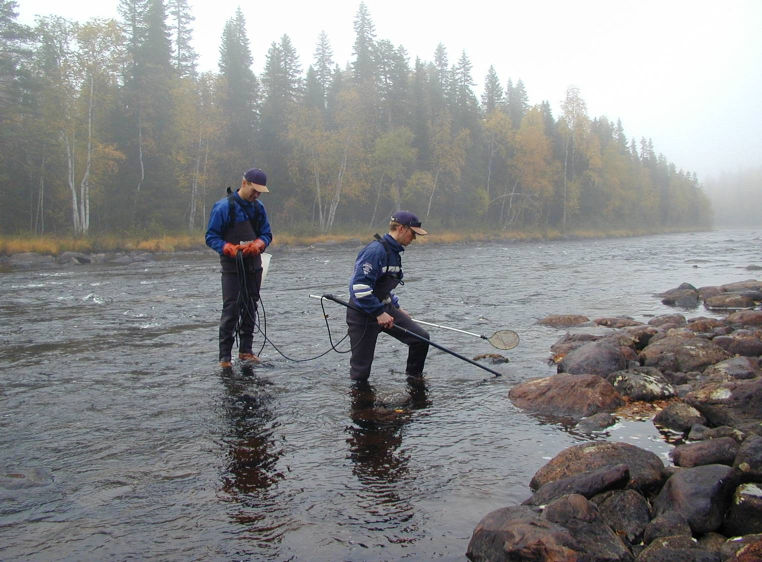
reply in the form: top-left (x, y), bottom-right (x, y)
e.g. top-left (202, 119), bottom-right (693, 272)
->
top-left (17, 0), bottom-right (762, 181)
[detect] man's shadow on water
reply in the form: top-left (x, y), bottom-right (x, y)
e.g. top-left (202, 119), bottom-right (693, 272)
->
top-left (218, 365), bottom-right (283, 500)
top-left (346, 377), bottom-right (430, 488)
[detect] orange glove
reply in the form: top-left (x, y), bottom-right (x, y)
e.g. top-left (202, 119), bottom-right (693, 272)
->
top-left (242, 239), bottom-right (266, 256)
top-left (222, 242), bottom-right (240, 258)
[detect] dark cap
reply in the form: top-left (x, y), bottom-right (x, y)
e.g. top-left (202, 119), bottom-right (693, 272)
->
top-left (243, 168), bottom-right (269, 192)
top-left (391, 210), bottom-right (427, 235)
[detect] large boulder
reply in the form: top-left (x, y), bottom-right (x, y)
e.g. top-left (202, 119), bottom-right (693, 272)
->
top-left (653, 464), bottom-right (738, 534)
top-left (734, 435), bottom-right (762, 477)
top-left (637, 535), bottom-right (720, 561)
top-left (726, 310), bottom-right (762, 326)
top-left (523, 463), bottom-right (630, 506)
top-left (592, 489), bottom-right (652, 546)
top-left (660, 282), bottom-right (700, 308)
top-left (639, 335), bottom-right (731, 373)
top-left (538, 314), bottom-right (590, 328)
top-left (542, 494), bottom-right (633, 561)
top-left (606, 367), bottom-right (676, 402)
top-left (723, 483), bottom-right (762, 536)
top-left (702, 356), bottom-right (760, 381)
top-left (670, 437), bottom-right (740, 468)
top-left (557, 340), bottom-right (628, 377)
top-left (530, 442), bottom-right (666, 497)
top-left (685, 377), bottom-right (762, 428)
top-left (508, 374), bottom-right (624, 421)
top-left (705, 293), bottom-right (756, 310)
top-left (642, 510), bottom-right (692, 545)
top-left (466, 505), bottom-right (580, 561)
top-left (653, 401), bottom-right (707, 433)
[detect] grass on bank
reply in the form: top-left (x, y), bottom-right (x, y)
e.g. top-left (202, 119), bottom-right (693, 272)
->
top-left (0, 225), bottom-right (706, 256)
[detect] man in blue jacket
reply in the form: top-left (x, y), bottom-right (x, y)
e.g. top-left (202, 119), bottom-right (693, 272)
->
top-left (206, 168), bottom-right (273, 368)
top-left (346, 211), bottom-right (429, 381)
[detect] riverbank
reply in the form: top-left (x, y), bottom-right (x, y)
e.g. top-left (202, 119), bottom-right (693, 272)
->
top-left (0, 225), bottom-right (707, 256)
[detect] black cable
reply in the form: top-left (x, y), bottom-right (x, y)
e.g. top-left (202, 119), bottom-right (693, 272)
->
top-left (231, 251), bottom-right (370, 363)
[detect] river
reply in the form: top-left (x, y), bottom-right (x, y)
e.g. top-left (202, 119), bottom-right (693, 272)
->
top-left (1, 228), bottom-right (760, 561)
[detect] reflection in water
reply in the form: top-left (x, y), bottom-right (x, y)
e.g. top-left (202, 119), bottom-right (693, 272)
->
top-left (218, 365), bottom-right (286, 544)
top-left (346, 379), bottom-right (430, 535)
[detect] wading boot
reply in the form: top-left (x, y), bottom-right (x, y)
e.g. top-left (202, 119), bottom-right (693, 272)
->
top-left (219, 360), bottom-right (233, 369)
top-left (238, 352), bottom-right (261, 363)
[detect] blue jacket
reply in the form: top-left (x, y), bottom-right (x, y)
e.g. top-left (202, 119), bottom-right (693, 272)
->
top-left (349, 234), bottom-right (404, 316)
top-left (205, 191), bottom-right (272, 255)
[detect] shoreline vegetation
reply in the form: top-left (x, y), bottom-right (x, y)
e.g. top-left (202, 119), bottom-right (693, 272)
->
top-left (0, 226), bottom-right (708, 257)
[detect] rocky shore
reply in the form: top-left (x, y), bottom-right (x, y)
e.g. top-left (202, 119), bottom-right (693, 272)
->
top-left (468, 279), bottom-right (762, 561)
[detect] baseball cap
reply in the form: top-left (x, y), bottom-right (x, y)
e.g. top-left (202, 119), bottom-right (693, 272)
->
top-left (391, 210), bottom-right (427, 235)
top-left (243, 168), bottom-right (269, 192)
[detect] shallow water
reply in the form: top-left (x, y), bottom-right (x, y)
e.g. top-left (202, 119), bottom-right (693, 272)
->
top-left (1, 229), bottom-right (760, 560)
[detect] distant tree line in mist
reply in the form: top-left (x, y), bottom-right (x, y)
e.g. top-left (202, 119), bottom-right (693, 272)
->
top-left (0, 0), bottom-right (712, 238)
top-left (705, 167), bottom-right (762, 228)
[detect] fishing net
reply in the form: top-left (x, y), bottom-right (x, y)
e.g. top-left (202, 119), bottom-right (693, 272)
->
top-left (487, 330), bottom-right (519, 350)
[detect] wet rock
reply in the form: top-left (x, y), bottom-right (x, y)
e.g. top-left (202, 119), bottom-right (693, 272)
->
top-left (466, 505), bottom-right (579, 561)
top-left (56, 251), bottom-right (91, 265)
top-left (723, 483), bottom-right (762, 536)
top-left (660, 282), bottom-right (700, 308)
top-left (509, 373), bottom-right (624, 421)
top-left (592, 489), bottom-right (652, 546)
top-left (705, 293), bottom-right (756, 310)
top-left (712, 336), bottom-right (762, 358)
top-left (542, 494), bottom-right (633, 561)
top-left (472, 352), bottom-right (509, 364)
top-left (703, 356), bottom-right (760, 380)
top-left (639, 335), bottom-right (730, 373)
top-left (686, 317), bottom-right (726, 334)
top-left (606, 366), bottom-right (676, 402)
top-left (697, 531), bottom-right (727, 554)
top-left (523, 463), bottom-right (630, 506)
top-left (687, 424), bottom-right (746, 443)
top-left (670, 437), bottom-right (739, 468)
top-left (685, 378), bottom-right (762, 428)
top-left (637, 535), bottom-right (719, 562)
top-left (653, 401), bottom-right (706, 433)
top-left (595, 316), bottom-right (643, 328)
top-left (653, 464), bottom-right (738, 534)
top-left (530, 442), bottom-right (666, 497)
top-left (643, 510), bottom-right (693, 544)
top-left (721, 280), bottom-right (762, 293)
top-left (734, 435), bottom-right (762, 477)
top-left (537, 313), bottom-right (590, 328)
top-left (721, 534), bottom-right (762, 561)
top-left (621, 324), bottom-right (659, 350)
top-left (549, 332), bottom-right (601, 363)
top-left (649, 314), bottom-right (687, 328)
top-left (577, 412), bottom-right (617, 432)
top-left (557, 339), bottom-right (628, 377)
top-left (726, 310), bottom-right (762, 326)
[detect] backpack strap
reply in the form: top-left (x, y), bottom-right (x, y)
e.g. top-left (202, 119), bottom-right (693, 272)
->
top-left (226, 187), bottom-right (260, 234)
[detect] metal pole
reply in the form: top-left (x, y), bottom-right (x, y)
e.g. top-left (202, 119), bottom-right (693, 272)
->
top-left (310, 294), bottom-right (503, 377)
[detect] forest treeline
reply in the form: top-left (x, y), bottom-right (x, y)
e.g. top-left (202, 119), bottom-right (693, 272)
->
top-left (0, 0), bottom-right (712, 238)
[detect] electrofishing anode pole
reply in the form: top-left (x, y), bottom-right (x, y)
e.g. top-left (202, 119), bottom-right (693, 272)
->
top-left (310, 294), bottom-right (504, 378)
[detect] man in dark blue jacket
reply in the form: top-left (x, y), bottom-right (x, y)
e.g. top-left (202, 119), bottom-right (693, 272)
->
top-left (206, 168), bottom-right (273, 368)
top-left (346, 211), bottom-right (429, 381)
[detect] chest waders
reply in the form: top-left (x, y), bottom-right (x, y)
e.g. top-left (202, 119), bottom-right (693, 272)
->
top-left (346, 235), bottom-right (429, 381)
top-left (217, 191), bottom-right (264, 363)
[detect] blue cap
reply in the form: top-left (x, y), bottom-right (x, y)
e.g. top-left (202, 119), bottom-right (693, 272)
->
top-left (391, 210), bottom-right (427, 235)
top-left (243, 168), bottom-right (269, 192)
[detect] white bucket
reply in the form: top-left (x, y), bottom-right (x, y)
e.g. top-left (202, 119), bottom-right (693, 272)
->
top-left (261, 252), bottom-right (272, 285)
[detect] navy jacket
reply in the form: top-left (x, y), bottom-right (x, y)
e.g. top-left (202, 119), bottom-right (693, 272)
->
top-left (348, 234), bottom-right (404, 316)
top-left (205, 191), bottom-right (272, 255)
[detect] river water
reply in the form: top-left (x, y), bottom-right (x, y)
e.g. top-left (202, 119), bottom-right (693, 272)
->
top-left (1, 229), bottom-right (760, 561)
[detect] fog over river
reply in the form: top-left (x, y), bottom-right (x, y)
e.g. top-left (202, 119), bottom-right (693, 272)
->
top-left (1, 229), bottom-right (760, 560)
